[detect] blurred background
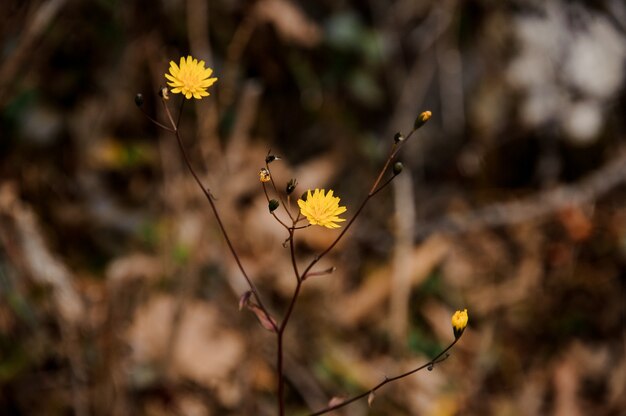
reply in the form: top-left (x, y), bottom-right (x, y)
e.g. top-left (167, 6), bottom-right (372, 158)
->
top-left (1, 0), bottom-right (625, 415)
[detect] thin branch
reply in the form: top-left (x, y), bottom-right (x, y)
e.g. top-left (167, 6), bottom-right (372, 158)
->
top-left (309, 337), bottom-right (461, 415)
top-left (370, 173), bottom-right (399, 198)
top-left (161, 98), bottom-right (277, 332)
top-left (277, 228), bottom-right (304, 416)
top-left (262, 183), bottom-right (290, 230)
top-left (139, 106), bottom-right (175, 131)
top-left (176, 99), bottom-right (185, 128)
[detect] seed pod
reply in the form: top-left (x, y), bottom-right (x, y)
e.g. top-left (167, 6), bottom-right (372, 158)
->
top-left (286, 178), bottom-right (297, 195)
top-left (134, 93), bottom-right (144, 107)
top-left (269, 199), bottom-right (280, 212)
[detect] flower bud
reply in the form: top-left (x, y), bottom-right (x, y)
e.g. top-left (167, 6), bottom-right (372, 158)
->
top-left (413, 110), bottom-right (432, 130)
top-left (451, 309), bottom-right (468, 340)
top-left (259, 168), bottom-right (271, 183)
top-left (158, 87), bottom-right (170, 100)
top-left (393, 162), bottom-right (404, 175)
top-left (268, 199), bottom-right (280, 212)
top-left (265, 154), bottom-right (280, 164)
top-left (286, 178), bottom-right (297, 195)
top-left (135, 93), bottom-right (144, 107)
top-left (393, 132), bottom-right (404, 143)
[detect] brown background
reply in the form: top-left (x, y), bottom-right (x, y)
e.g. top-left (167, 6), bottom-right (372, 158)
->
top-left (0, 0), bottom-right (625, 415)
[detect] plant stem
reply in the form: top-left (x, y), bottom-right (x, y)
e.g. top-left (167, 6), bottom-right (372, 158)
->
top-left (275, 126), bottom-right (421, 413)
top-left (276, 225), bottom-right (304, 415)
top-left (308, 337), bottom-right (460, 415)
top-left (163, 98), bottom-right (277, 332)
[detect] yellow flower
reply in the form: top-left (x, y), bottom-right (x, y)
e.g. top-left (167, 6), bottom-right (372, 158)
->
top-left (165, 56), bottom-right (218, 100)
top-left (297, 189), bottom-right (347, 229)
top-left (259, 168), bottom-right (271, 183)
top-left (451, 309), bottom-right (468, 339)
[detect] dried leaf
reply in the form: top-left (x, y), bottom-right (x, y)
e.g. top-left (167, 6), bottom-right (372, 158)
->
top-left (106, 253), bottom-right (162, 286)
top-left (557, 206), bottom-right (593, 242)
top-left (0, 184), bottom-right (84, 324)
top-left (303, 266), bottom-right (336, 280)
top-left (127, 295), bottom-right (244, 389)
top-left (246, 303), bottom-right (277, 332)
top-left (368, 391), bottom-right (375, 407)
top-left (254, 0), bottom-right (321, 47)
top-left (338, 235), bottom-right (449, 326)
top-left (238, 291), bottom-right (253, 311)
top-left (328, 397), bottom-right (345, 407)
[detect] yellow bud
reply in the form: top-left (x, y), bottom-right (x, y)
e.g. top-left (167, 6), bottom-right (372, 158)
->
top-left (414, 110), bottom-right (432, 130)
top-left (451, 309), bottom-right (468, 339)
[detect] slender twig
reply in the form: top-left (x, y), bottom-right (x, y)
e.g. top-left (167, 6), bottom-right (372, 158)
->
top-left (303, 266), bottom-right (336, 279)
top-left (370, 173), bottom-right (399, 197)
top-left (309, 337), bottom-right (461, 415)
top-left (262, 183), bottom-right (290, 229)
top-left (176, 99), bottom-right (185, 128)
top-left (288, 229), bottom-right (301, 283)
top-left (139, 106), bottom-right (175, 131)
top-left (276, 228), bottom-right (304, 416)
top-left (161, 97), bottom-right (277, 332)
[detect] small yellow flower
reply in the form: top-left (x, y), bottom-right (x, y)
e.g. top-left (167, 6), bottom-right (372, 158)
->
top-left (451, 309), bottom-right (468, 339)
top-left (165, 56), bottom-right (218, 100)
top-left (298, 189), bottom-right (347, 229)
top-left (259, 168), bottom-right (271, 183)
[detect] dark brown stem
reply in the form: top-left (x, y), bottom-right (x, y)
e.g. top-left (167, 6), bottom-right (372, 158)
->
top-left (139, 105), bottom-right (174, 131)
top-left (370, 173), bottom-right (398, 197)
top-left (308, 337), bottom-right (461, 415)
top-left (162, 98), bottom-right (277, 332)
top-left (276, 227), bottom-right (303, 416)
top-left (176, 99), bottom-right (185, 128)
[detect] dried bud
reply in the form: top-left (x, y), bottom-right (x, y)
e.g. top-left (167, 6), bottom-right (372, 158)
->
top-left (134, 93), bottom-right (144, 107)
top-left (246, 303), bottom-right (278, 332)
top-left (158, 87), bottom-right (170, 100)
top-left (393, 162), bottom-right (404, 175)
top-left (368, 391), bottom-right (375, 407)
top-left (269, 199), bottom-right (280, 212)
top-left (259, 168), bottom-right (271, 183)
top-left (286, 178), bottom-right (298, 195)
top-left (393, 132), bottom-right (404, 143)
top-left (265, 154), bottom-right (281, 164)
top-left (238, 291), bottom-right (253, 311)
top-left (413, 110), bottom-right (432, 130)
